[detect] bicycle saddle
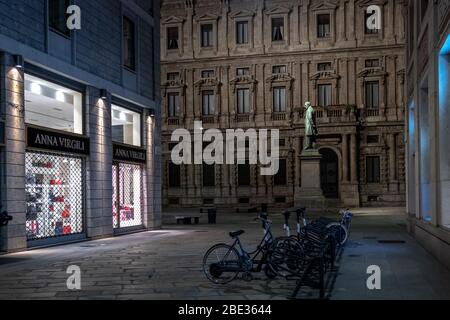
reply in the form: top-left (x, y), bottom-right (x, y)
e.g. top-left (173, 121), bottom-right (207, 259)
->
top-left (229, 230), bottom-right (245, 238)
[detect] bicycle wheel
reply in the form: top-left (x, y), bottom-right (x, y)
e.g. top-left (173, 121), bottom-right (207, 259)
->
top-left (203, 243), bottom-right (241, 284)
top-left (263, 264), bottom-right (277, 279)
top-left (268, 237), bottom-right (305, 278)
top-left (326, 223), bottom-right (348, 246)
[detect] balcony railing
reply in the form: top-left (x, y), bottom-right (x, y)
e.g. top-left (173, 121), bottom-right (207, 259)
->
top-left (236, 114), bottom-right (250, 122)
top-left (167, 118), bottom-right (180, 126)
top-left (272, 112), bottom-right (286, 121)
top-left (327, 109), bottom-right (342, 118)
top-left (366, 108), bottom-right (379, 117)
top-left (202, 115), bottom-right (215, 124)
top-left (298, 105), bottom-right (357, 124)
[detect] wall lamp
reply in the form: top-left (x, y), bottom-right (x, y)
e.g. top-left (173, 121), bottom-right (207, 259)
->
top-left (13, 55), bottom-right (23, 69)
top-left (149, 108), bottom-right (155, 117)
top-left (100, 89), bottom-right (108, 100)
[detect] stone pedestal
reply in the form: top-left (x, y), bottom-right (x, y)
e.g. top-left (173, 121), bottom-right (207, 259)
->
top-left (295, 150), bottom-right (326, 208)
top-left (340, 183), bottom-right (360, 207)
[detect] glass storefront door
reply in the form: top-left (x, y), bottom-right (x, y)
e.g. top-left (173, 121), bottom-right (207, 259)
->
top-left (25, 152), bottom-right (83, 241)
top-left (112, 163), bottom-right (144, 229)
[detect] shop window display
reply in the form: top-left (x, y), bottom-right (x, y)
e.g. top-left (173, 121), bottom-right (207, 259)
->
top-left (25, 152), bottom-right (83, 240)
top-left (112, 163), bottom-right (144, 229)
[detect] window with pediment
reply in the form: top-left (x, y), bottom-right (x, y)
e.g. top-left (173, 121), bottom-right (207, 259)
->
top-left (311, 1), bottom-right (338, 44)
top-left (357, 65), bottom-right (388, 114)
top-left (162, 71), bottom-right (186, 124)
top-left (229, 9), bottom-right (255, 50)
top-left (356, 0), bottom-right (385, 42)
top-left (195, 13), bottom-right (219, 53)
top-left (266, 70), bottom-right (294, 119)
top-left (264, 6), bottom-right (292, 47)
top-left (230, 71), bottom-right (257, 121)
top-left (162, 16), bottom-right (184, 57)
top-left (194, 76), bottom-right (221, 120)
top-left (309, 68), bottom-right (340, 106)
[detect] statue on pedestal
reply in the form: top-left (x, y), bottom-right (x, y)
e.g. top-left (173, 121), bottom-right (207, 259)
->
top-left (303, 101), bottom-right (318, 150)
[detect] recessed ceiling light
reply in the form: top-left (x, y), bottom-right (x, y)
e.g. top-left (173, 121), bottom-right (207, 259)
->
top-left (55, 91), bottom-right (65, 102)
top-left (30, 82), bottom-right (42, 95)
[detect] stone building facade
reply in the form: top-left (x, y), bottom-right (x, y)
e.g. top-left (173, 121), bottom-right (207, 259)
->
top-left (161, 0), bottom-right (406, 210)
top-left (405, 0), bottom-right (450, 268)
top-left (0, 0), bottom-right (161, 252)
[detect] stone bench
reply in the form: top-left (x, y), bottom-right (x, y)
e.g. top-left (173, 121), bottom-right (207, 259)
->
top-left (235, 206), bottom-right (258, 213)
top-left (175, 216), bottom-right (200, 225)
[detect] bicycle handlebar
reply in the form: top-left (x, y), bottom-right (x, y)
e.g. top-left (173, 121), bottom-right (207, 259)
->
top-left (254, 215), bottom-right (272, 225)
top-left (282, 210), bottom-right (291, 223)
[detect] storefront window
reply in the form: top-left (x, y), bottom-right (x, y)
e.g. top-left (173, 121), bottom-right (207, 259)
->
top-left (25, 152), bottom-right (83, 240)
top-left (112, 163), bottom-right (144, 229)
top-left (24, 74), bottom-right (83, 134)
top-left (112, 105), bottom-right (141, 147)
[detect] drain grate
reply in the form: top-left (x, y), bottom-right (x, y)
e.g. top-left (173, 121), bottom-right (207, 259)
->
top-left (378, 240), bottom-right (406, 244)
top-left (363, 236), bottom-right (378, 240)
top-left (78, 243), bottom-right (107, 248)
top-left (0, 257), bottom-right (30, 265)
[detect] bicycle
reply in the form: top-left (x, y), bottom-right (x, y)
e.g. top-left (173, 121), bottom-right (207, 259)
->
top-left (314, 209), bottom-right (353, 246)
top-left (268, 208), bottom-right (337, 278)
top-left (202, 214), bottom-right (277, 284)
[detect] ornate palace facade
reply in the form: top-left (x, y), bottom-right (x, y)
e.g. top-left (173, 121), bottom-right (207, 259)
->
top-left (160, 0), bottom-right (406, 209)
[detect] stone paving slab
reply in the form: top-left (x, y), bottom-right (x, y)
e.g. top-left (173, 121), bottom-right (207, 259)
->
top-left (0, 207), bottom-right (449, 300)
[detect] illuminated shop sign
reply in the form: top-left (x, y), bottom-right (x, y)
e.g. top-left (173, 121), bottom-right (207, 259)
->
top-left (27, 126), bottom-right (90, 155)
top-left (113, 143), bottom-right (146, 163)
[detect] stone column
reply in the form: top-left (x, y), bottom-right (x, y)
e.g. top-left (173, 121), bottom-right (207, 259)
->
top-left (350, 133), bottom-right (357, 183)
top-left (342, 134), bottom-right (349, 182)
top-left (348, 0), bottom-right (356, 42)
top-left (186, 6), bottom-right (194, 58)
top-left (255, 64), bottom-right (265, 124)
top-left (187, 163), bottom-right (195, 204)
top-left (337, 0), bottom-right (346, 42)
top-left (341, 133), bottom-right (360, 207)
top-left (85, 87), bottom-right (113, 238)
top-left (194, 164), bottom-right (201, 200)
top-left (388, 133), bottom-right (398, 192)
top-left (388, 133), bottom-right (396, 181)
top-left (348, 58), bottom-right (357, 106)
top-left (294, 136), bottom-right (301, 190)
top-left (0, 52), bottom-right (27, 252)
top-left (300, 2), bottom-right (310, 46)
top-left (386, 0), bottom-right (396, 44)
top-left (221, 164), bottom-right (228, 200)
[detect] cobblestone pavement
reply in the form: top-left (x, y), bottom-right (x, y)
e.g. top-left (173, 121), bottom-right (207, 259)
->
top-left (0, 207), bottom-right (449, 300)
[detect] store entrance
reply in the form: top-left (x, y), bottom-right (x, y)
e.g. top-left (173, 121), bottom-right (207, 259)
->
top-left (25, 152), bottom-right (84, 242)
top-left (112, 162), bottom-right (144, 229)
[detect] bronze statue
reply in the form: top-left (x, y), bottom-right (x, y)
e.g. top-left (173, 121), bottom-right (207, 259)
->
top-left (303, 101), bottom-right (318, 150)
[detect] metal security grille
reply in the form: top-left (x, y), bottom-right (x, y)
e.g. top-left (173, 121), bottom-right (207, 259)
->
top-left (112, 163), bottom-right (144, 229)
top-left (25, 152), bottom-right (83, 241)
